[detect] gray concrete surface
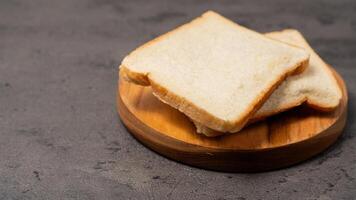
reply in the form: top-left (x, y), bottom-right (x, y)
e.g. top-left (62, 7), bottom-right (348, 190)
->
top-left (0, 0), bottom-right (355, 199)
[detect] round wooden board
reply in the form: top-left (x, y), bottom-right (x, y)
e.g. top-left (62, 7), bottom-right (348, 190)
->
top-left (117, 67), bottom-right (347, 172)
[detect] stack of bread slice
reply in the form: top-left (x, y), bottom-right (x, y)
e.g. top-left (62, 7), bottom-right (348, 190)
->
top-left (120, 11), bottom-right (342, 137)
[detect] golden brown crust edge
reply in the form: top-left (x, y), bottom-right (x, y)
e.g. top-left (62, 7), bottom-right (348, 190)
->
top-left (119, 58), bottom-right (308, 135)
top-left (194, 98), bottom-right (306, 137)
top-left (194, 95), bottom-right (339, 137)
top-left (120, 66), bottom-right (150, 86)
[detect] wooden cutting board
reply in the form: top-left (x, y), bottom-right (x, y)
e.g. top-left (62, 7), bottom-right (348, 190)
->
top-left (117, 67), bottom-right (347, 172)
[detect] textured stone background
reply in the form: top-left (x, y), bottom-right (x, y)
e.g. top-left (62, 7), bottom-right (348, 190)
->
top-left (0, 0), bottom-right (355, 199)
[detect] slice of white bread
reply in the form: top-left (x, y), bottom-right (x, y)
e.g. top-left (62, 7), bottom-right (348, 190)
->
top-left (120, 11), bottom-right (309, 133)
top-left (194, 29), bottom-right (342, 136)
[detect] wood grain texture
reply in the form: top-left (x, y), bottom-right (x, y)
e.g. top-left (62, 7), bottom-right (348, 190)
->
top-left (117, 67), bottom-right (347, 172)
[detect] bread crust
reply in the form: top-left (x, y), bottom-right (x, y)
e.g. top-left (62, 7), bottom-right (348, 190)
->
top-left (193, 97), bottom-right (306, 137)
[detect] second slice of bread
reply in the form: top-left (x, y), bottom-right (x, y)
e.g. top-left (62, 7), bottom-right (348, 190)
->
top-left (194, 29), bottom-right (342, 136)
top-left (120, 11), bottom-right (309, 134)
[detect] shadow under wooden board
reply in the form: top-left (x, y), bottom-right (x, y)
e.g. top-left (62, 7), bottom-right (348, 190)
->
top-left (117, 67), bottom-right (348, 172)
